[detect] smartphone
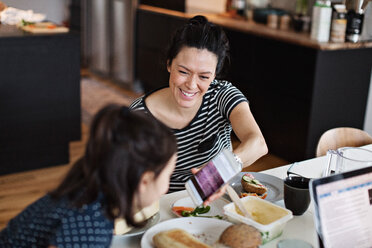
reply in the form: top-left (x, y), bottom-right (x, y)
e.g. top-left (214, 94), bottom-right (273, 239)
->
top-left (185, 149), bottom-right (242, 206)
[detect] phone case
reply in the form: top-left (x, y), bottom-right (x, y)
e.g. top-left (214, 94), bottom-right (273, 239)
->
top-left (186, 149), bottom-right (241, 205)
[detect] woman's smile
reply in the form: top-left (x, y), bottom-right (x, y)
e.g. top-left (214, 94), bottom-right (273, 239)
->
top-left (180, 88), bottom-right (198, 98)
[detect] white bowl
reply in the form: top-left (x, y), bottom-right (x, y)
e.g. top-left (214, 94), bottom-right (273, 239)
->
top-left (223, 196), bottom-right (292, 244)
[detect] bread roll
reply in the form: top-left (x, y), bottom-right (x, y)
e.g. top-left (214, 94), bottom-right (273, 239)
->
top-left (241, 173), bottom-right (267, 195)
top-left (218, 224), bottom-right (261, 248)
top-left (114, 200), bottom-right (159, 235)
top-left (153, 228), bottom-right (212, 248)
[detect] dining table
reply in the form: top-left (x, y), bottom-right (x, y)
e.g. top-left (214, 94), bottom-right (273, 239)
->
top-left (111, 144), bottom-right (372, 248)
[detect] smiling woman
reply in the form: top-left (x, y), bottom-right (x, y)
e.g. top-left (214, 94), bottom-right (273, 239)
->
top-left (130, 15), bottom-right (268, 201)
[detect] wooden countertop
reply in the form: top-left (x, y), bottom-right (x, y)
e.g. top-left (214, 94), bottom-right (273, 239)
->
top-left (139, 4), bottom-right (372, 51)
top-left (0, 23), bottom-right (71, 38)
top-left (0, 24), bottom-right (32, 37)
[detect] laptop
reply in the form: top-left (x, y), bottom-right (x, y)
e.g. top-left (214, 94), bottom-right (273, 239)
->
top-left (310, 165), bottom-right (372, 248)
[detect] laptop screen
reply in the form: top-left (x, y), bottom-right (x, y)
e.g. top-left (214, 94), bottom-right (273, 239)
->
top-left (310, 166), bottom-right (372, 248)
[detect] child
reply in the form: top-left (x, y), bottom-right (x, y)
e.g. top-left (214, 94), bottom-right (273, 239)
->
top-left (0, 104), bottom-right (177, 247)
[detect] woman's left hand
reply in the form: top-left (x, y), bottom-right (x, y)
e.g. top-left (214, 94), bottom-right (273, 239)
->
top-left (190, 168), bottom-right (227, 206)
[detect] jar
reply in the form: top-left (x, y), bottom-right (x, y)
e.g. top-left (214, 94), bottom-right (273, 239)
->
top-left (267, 14), bottom-right (278, 29)
top-left (330, 4), bottom-right (347, 42)
top-left (279, 15), bottom-right (291, 30)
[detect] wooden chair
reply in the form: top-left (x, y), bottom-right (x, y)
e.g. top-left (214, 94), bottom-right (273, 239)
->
top-left (316, 127), bottom-right (372, 157)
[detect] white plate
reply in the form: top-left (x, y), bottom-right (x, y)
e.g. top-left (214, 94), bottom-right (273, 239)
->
top-left (141, 217), bottom-right (232, 248)
top-left (227, 172), bottom-right (284, 202)
top-left (171, 196), bottom-right (228, 218)
top-left (115, 212), bottom-right (160, 237)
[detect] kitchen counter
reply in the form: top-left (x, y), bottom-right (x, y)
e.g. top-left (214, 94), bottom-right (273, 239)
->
top-left (0, 23), bottom-right (81, 174)
top-left (0, 23), bottom-right (71, 37)
top-left (138, 4), bottom-right (372, 50)
top-left (0, 24), bottom-right (25, 37)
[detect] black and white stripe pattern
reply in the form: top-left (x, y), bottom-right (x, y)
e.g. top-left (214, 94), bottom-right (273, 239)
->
top-left (130, 80), bottom-right (248, 192)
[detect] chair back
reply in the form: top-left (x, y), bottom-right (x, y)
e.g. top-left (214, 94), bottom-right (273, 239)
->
top-left (316, 127), bottom-right (372, 157)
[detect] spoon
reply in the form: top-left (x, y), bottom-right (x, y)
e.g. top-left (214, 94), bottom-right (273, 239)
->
top-left (226, 185), bottom-right (253, 219)
top-left (287, 171), bottom-right (311, 181)
top-left (287, 163), bottom-right (311, 182)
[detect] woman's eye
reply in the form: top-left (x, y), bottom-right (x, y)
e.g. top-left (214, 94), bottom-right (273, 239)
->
top-left (200, 76), bottom-right (209, 80)
top-left (179, 70), bottom-right (187, 74)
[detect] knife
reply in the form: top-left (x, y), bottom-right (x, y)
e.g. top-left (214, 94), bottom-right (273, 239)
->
top-left (226, 185), bottom-right (252, 219)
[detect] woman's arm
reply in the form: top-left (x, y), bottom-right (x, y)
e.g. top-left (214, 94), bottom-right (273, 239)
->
top-left (229, 102), bottom-right (268, 168)
top-left (197, 102), bottom-right (267, 206)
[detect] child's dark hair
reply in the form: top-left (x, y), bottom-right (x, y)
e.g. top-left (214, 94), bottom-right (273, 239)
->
top-left (50, 104), bottom-right (177, 227)
top-left (166, 15), bottom-right (230, 77)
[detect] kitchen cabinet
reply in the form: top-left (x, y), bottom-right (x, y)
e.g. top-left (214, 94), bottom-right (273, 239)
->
top-left (0, 25), bottom-right (81, 175)
top-left (135, 9), bottom-right (186, 92)
top-left (225, 30), bottom-right (372, 161)
top-left (139, 0), bottom-right (185, 12)
top-left (135, 5), bottom-right (372, 162)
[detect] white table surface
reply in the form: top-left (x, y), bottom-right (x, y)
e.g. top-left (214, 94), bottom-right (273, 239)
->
top-left (112, 144), bottom-right (372, 248)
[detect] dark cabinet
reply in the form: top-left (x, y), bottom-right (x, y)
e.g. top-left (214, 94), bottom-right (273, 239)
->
top-left (0, 26), bottom-right (81, 174)
top-left (135, 10), bottom-right (372, 162)
top-left (139, 0), bottom-right (185, 12)
top-left (225, 29), bottom-right (372, 161)
top-left (135, 9), bottom-right (187, 92)
top-left (225, 30), bottom-right (316, 161)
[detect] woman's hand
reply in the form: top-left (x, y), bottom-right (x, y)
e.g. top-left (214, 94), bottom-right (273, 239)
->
top-left (190, 167), bottom-right (227, 206)
top-left (203, 184), bottom-right (227, 206)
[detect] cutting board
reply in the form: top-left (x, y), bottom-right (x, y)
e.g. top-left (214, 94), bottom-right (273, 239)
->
top-left (21, 22), bottom-right (69, 34)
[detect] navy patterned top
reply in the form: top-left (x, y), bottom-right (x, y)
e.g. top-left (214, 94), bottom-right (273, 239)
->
top-left (130, 80), bottom-right (248, 192)
top-left (0, 194), bottom-right (114, 248)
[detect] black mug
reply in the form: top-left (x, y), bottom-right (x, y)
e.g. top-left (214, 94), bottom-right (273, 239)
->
top-left (284, 176), bottom-right (310, 215)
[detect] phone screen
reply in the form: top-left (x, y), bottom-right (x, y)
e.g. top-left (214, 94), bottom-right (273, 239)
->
top-left (191, 160), bottom-right (225, 201)
top-left (186, 149), bottom-right (240, 205)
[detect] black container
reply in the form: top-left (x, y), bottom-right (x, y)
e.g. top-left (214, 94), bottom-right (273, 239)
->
top-left (346, 9), bottom-right (365, 42)
top-left (284, 176), bottom-right (310, 215)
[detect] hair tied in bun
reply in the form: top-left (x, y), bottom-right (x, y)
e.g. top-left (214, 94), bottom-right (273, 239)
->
top-left (121, 106), bottom-right (130, 116)
top-left (189, 15), bottom-right (208, 25)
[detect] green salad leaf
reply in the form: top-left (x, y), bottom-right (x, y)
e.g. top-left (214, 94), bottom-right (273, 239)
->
top-left (181, 205), bottom-right (210, 217)
top-left (20, 19), bottom-right (35, 27)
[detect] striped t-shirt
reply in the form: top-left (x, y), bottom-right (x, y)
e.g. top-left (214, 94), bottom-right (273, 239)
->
top-left (130, 80), bottom-right (248, 192)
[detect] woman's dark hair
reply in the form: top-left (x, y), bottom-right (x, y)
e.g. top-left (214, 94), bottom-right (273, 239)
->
top-left (166, 15), bottom-right (230, 77)
top-left (50, 104), bottom-right (177, 227)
